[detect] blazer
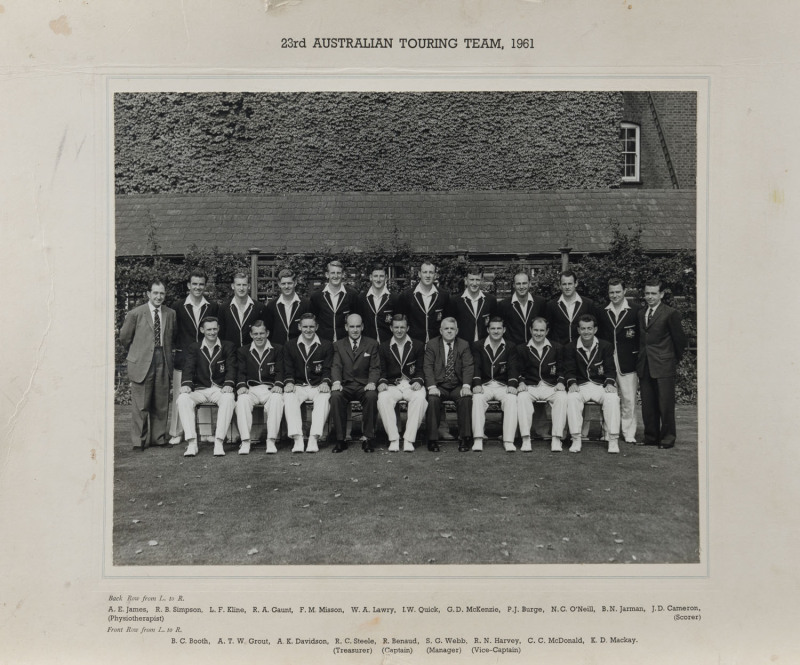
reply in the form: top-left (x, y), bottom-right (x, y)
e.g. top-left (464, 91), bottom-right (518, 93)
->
top-left (597, 301), bottom-right (640, 375)
top-left (423, 336), bottom-right (475, 388)
top-left (283, 338), bottom-right (334, 387)
top-left (119, 303), bottom-right (177, 383)
top-left (235, 343), bottom-right (284, 390)
top-left (496, 295), bottom-right (547, 347)
top-left (331, 336), bottom-right (381, 388)
top-left (513, 341), bottom-right (565, 388)
top-left (171, 299), bottom-right (219, 351)
top-left (181, 340), bottom-right (237, 390)
top-left (378, 338), bottom-right (426, 387)
top-left (357, 290), bottom-right (402, 344)
top-left (451, 292), bottom-right (498, 344)
top-left (471, 337), bottom-right (517, 388)
top-left (309, 287), bottom-right (359, 343)
top-left (265, 296), bottom-right (312, 345)
top-left (219, 298), bottom-right (269, 348)
top-left (400, 287), bottom-right (452, 343)
top-left (565, 338), bottom-right (617, 388)
top-left (546, 296), bottom-right (601, 345)
top-left (636, 303), bottom-right (687, 379)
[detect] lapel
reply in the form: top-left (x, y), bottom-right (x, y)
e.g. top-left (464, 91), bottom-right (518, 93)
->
top-left (513, 298), bottom-right (531, 326)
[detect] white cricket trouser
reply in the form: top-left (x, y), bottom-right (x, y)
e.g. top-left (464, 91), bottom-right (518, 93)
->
top-left (472, 382), bottom-right (518, 443)
top-left (517, 383), bottom-right (568, 438)
top-left (567, 383), bottom-right (620, 441)
top-left (169, 369), bottom-right (211, 437)
top-left (283, 385), bottom-right (330, 438)
top-left (177, 386), bottom-right (236, 442)
top-left (377, 381), bottom-right (427, 443)
top-left (614, 359), bottom-right (639, 442)
top-left (235, 386), bottom-right (284, 442)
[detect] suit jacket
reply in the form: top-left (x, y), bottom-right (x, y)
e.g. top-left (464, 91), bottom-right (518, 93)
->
top-left (219, 298), bottom-right (269, 348)
top-left (265, 296), bottom-right (312, 345)
top-left (471, 337), bottom-right (517, 388)
top-left (309, 287), bottom-right (359, 342)
top-left (378, 338), bottom-right (426, 387)
top-left (236, 343), bottom-right (284, 390)
top-left (400, 287), bottom-right (452, 343)
top-left (597, 301), bottom-right (640, 375)
top-left (496, 295), bottom-right (547, 347)
top-left (283, 338), bottom-right (334, 387)
top-left (452, 292), bottom-right (498, 344)
top-left (423, 336), bottom-right (474, 388)
top-left (119, 303), bottom-right (177, 383)
top-left (331, 336), bottom-right (380, 388)
top-left (546, 296), bottom-right (600, 345)
top-left (636, 303), bottom-right (687, 379)
top-left (357, 290), bottom-right (401, 343)
top-left (181, 340), bottom-right (237, 390)
top-left (565, 338), bottom-right (617, 388)
top-left (513, 340), bottom-right (565, 388)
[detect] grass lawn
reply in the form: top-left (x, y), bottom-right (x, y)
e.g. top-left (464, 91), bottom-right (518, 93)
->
top-left (112, 404), bottom-right (699, 566)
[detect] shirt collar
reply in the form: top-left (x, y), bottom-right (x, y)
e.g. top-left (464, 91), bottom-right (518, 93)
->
top-left (367, 285), bottom-right (390, 299)
top-left (605, 298), bottom-right (631, 312)
top-left (323, 283), bottom-right (345, 296)
top-left (148, 302), bottom-right (161, 314)
top-left (484, 337), bottom-right (506, 349)
top-left (184, 295), bottom-right (209, 307)
top-left (578, 337), bottom-right (598, 353)
top-left (414, 283), bottom-right (438, 295)
top-left (528, 337), bottom-right (552, 351)
top-left (511, 292), bottom-right (530, 305)
top-left (391, 336), bottom-right (410, 349)
top-left (279, 293), bottom-right (300, 306)
top-left (233, 295), bottom-right (254, 308)
top-left (648, 302), bottom-right (661, 313)
top-left (299, 334), bottom-right (321, 349)
top-left (250, 340), bottom-right (273, 354)
top-left (202, 338), bottom-right (220, 354)
top-left (461, 289), bottom-right (484, 301)
top-left (558, 293), bottom-right (583, 306)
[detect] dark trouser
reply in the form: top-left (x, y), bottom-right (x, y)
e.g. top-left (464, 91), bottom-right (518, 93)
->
top-left (130, 348), bottom-right (170, 448)
top-left (639, 360), bottom-right (677, 445)
top-left (426, 386), bottom-right (472, 441)
top-left (329, 385), bottom-right (379, 441)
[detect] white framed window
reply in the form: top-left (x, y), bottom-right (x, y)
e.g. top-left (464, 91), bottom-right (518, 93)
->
top-left (620, 122), bottom-right (640, 182)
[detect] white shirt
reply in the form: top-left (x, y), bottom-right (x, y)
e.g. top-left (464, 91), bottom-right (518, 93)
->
top-left (148, 302), bottom-right (164, 345)
top-left (250, 340), bottom-right (273, 359)
top-left (414, 282), bottom-right (438, 311)
top-left (232, 296), bottom-right (254, 322)
top-left (558, 293), bottom-right (583, 320)
top-left (184, 295), bottom-right (209, 325)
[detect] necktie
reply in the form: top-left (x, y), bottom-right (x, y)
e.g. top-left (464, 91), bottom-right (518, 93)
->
top-left (444, 342), bottom-right (455, 382)
top-left (352, 340), bottom-right (358, 354)
top-left (153, 308), bottom-right (161, 346)
top-left (646, 308), bottom-right (654, 325)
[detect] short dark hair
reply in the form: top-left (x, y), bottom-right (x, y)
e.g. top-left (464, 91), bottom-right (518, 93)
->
top-left (607, 277), bottom-right (624, 289)
top-left (278, 269), bottom-right (295, 280)
top-left (149, 279), bottom-right (166, 291)
top-left (487, 316), bottom-right (505, 326)
top-left (200, 316), bottom-right (219, 328)
top-left (299, 312), bottom-right (316, 323)
top-left (465, 263), bottom-right (484, 277)
top-left (644, 278), bottom-right (665, 292)
top-left (250, 319), bottom-right (267, 331)
top-left (577, 313), bottom-right (597, 327)
top-left (391, 313), bottom-right (408, 324)
top-left (369, 263), bottom-right (386, 275)
top-left (560, 269), bottom-right (577, 282)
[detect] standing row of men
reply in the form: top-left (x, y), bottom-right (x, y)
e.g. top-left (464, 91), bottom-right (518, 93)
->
top-left (119, 261), bottom-right (687, 455)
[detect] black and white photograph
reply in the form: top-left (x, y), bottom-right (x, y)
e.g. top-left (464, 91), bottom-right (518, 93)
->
top-left (112, 90), bottom-right (699, 566)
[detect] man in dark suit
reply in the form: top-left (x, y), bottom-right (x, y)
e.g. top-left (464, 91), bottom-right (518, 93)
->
top-left (497, 270), bottom-right (547, 347)
top-left (176, 316), bottom-right (237, 457)
top-left (309, 260), bottom-right (359, 343)
top-left (546, 270), bottom-right (600, 345)
top-left (219, 271), bottom-right (268, 348)
top-left (265, 268), bottom-right (311, 346)
top-left (451, 264), bottom-right (498, 344)
top-left (400, 260), bottom-right (452, 344)
top-left (423, 317), bottom-right (475, 452)
top-left (598, 278), bottom-right (641, 444)
top-left (636, 278), bottom-right (688, 449)
top-left (119, 279), bottom-right (177, 450)
top-left (357, 263), bottom-right (401, 344)
top-left (168, 269), bottom-right (219, 445)
top-left (234, 320), bottom-right (284, 455)
top-left (330, 314), bottom-right (381, 453)
top-left (564, 314), bottom-right (621, 454)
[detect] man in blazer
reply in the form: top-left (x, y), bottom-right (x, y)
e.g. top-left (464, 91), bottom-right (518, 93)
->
top-left (234, 320), bottom-right (284, 455)
top-left (377, 314), bottom-right (428, 452)
top-left (357, 263), bottom-right (401, 344)
top-left (309, 260), bottom-right (359, 343)
top-left (119, 279), bottom-right (177, 450)
top-left (564, 314), bottom-right (621, 454)
top-left (546, 270), bottom-right (600, 345)
top-left (451, 264), bottom-right (498, 344)
top-left (636, 278), bottom-right (688, 449)
top-left (265, 269), bottom-right (311, 346)
top-left (168, 269), bottom-right (219, 444)
top-left (282, 313), bottom-right (334, 453)
top-left (219, 271), bottom-right (268, 348)
top-left (400, 261), bottom-right (452, 344)
top-left (176, 316), bottom-right (237, 457)
top-left (598, 278), bottom-right (641, 444)
top-left (497, 271), bottom-right (547, 347)
top-left (423, 318), bottom-right (475, 452)
top-left (330, 314), bottom-right (381, 453)
top-left (515, 317), bottom-right (568, 452)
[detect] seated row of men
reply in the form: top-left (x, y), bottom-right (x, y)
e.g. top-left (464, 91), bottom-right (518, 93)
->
top-left (174, 311), bottom-right (623, 457)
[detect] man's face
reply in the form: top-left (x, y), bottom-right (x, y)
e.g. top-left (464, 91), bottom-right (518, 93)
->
top-left (487, 321), bottom-right (505, 342)
top-left (370, 270), bottom-right (387, 290)
top-left (391, 319), bottom-right (408, 341)
top-left (201, 321), bottom-right (219, 344)
top-left (187, 277), bottom-right (206, 299)
top-left (560, 276), bottom-right (577, 298)
top-left (279, 277), bottom-right (296, 297)
top-left (578, 320), bottom-right (597, 345)
top-left (299, 318), bottom-right (318, 341)
top-left (326, 265), bottom-right (344, 288)
top-left (250, 326), bottom-right (268, 348)
top-left (465, 274), bottom-right (482, 295)
top-left (232, 277), bottom-right (249, 299)
top-left (643, 285), bottom-right (664, 308)
top-left (148, 284), bottom-right (166, 308)
top-left (346, 315), bottom-right (363, 341)
top-left (514, 274), bottom-right (530, 299)
top-left (418, 264), bottom-right (436, 287)
top-left (440, 320), bottom-right (458, 342)
top-left (608, 283), bottom-right (625, 306)
top-left (530, 320), bottom-right (548, 345)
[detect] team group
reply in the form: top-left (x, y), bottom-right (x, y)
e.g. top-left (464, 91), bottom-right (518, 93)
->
top-left (119, 260), bottom-right (687, 457)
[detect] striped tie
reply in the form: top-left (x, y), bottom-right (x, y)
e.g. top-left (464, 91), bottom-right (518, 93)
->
top-left (444, 342), bottom-right (455, 382)
top-left (153, 308), bottom-right (161, 346)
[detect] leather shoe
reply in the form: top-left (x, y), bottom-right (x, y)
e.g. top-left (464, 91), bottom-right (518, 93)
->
top-left (428, 442), bottom-right (440, 452)
top-left (458, 439), bottom-right (470, 452)
top-left (362, 440), bottom-right (375, 453)
top-left (332, 441), bottom-right (347, 453)
top-left (658, 442), bottom-right (675, 449)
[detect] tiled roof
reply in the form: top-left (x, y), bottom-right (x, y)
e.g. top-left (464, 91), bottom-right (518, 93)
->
top-left (115, 190), bottom-right (696, 257)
